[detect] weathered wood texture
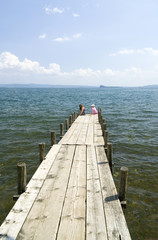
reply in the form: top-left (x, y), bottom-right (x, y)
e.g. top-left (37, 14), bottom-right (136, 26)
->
top-left (0, 114), bottom-right (131, 240)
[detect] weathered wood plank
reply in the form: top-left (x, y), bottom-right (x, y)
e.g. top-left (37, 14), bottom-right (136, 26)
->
top-left (96, 146), bottom-right (131, 240)
top-left (87, 145), bottom-right (108, 240)
top-left (94, 122), bottom-right (104, 146)
top-left (17, 145), bottom-right (76, 240)
top-left (57, 145), bottom-right (86, 240)
top-left (85, 123), bottom-right (94, 145)
top-left (76, 123), bottom-right (88, 145)
top-left (67, 123), bottom-right (83, 144)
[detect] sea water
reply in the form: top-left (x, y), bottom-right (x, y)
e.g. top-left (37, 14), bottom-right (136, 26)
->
top-left (0, 87), bottom-right (158, 240)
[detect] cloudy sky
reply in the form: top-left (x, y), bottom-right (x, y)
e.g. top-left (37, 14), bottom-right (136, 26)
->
top-left (0, 0), bottom-right (158, 86)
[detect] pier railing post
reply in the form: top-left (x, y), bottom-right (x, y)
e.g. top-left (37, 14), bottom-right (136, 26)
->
top-left (60, 123), bottom-right (64, 139)
top-left (98, 108), bottom-right (102, 123)
top-left (119, 166), bottom-right (128, 208)
top-left (107, 143), bottom-right (113, 175)
top-left (69, 115), bottom-right (72, 127)
top-left (100, 115), bottom-right (103, 125)
top-left (102, 122), bottom-right (107, 136)
top-left (104, 130), bottom-right (109, 153)
top-left (39, 143), bottom-right (45, 162)
top-left (65, 119), bottom-right (69, 131)
top-left (13, 162), bottom-right (27, 201)
top-left (73, 112), bottom-right (76, 120)
top-left (51, 131), bottom-right (56, 146)
top-left (17, 162), bottom-right (27, 194)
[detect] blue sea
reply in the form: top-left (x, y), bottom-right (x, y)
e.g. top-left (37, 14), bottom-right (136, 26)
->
top-left (0, 87), bottom-right (158, 240)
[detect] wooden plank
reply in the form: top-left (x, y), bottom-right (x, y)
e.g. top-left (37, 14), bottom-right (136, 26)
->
top-left (17, 145), bottom-right (76, 240)
top-left (67, 123), bottom-right (83, 144)
top-left (94, 122), bottom-right (104, 146)
top-left (57, 145), bottom-right (86, 240)
top-left (76, 123), bottom-right (88, 145)
top-left (0, 144), bottom-right (61, 240)
top-left (85, 123), bottom-right (94, 145)
top-left (87, 145), bottom-right (108, 240)
top-left (96, 146), bottom-right (131, 240)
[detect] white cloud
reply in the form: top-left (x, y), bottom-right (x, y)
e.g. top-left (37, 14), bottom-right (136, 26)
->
top-left (54, 33), bottom-right (82, 42)
top-left (125, 67), bottom-right (141, 73)
top-left (0, 52), bottom-right (19, 69)
top-left (45, 6), bottom-right (64, 15)
top-left (54, 37), bottom-right (71, 42)
top-left (73, 13), bottom-right (80, 18)
top-left (73, 68), bottom-right (101, 77)
top-left (104, 69), bottom-right (115, 76)
top-left (0, 52), bottom-right (61, 75)
top-left (144, 48), bottom-right (158, 56)
top-left (39, 34), bottom-right (46, 39)
top-left (110, 47), bottom-right (158, 57)
top-left (118, 49), bottom-right (135, 55)
top-left (53, 7), bottom-right (64, 14)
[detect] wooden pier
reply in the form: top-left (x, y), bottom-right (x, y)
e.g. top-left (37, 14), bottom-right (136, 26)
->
top-left (0, 114), bottom-right (131, 240)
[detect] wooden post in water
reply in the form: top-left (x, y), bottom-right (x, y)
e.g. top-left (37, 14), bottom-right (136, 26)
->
top-left (51, 131), bottom-right (56, 146)
top-left (100, 115), bottom-right (103, 125)
top-left (69, 115), bottom-right (72, 127)
top-left (102, 122), bottom-right (107, 136)
top-left (119, 166), bottom-right (128, 208)
top-left (73, 112), bottom-right (76, 121)
top-left (60, 123), bottom-right (64, 139)
top-left (72, 113), bottom-right (74, 123)
top-left (104, 130), bottom-right (109, 153)
top-left (65, 119), bottom-right (69, 131)
top-left (107, 143), bottom-right (113, 175)
top-left (39, 143), bottom-right (45, 162)
top-left (13, 162), bottom-right (27, 201)
top-left (98, 108), bottom-right (102, 123)
top-left (17, 162), bottom-right (27, 194)
top-left (101, 118), bottom-right (105, 132)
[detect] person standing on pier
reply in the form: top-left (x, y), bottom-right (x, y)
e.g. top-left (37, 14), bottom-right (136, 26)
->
top-left (91, 104), bottom-right (98, 114)
top-left (79, 104), bottom-right (86, 115)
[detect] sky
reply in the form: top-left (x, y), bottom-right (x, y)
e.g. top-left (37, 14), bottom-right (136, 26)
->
top-left (0, 0), bottom-right (158, 87)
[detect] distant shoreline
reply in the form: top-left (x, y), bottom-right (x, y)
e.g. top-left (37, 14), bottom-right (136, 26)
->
top-left (0, 84), bottom-right (158, 88)
top-left (99, 84), bottom-right (158, 89)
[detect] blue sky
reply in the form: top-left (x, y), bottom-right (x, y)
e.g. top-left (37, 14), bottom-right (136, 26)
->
top-left (0, 0), bottom-right (158, 86)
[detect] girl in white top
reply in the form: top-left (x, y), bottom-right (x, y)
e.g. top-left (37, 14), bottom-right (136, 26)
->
top-left (91, 104), bottom-right (98, 114)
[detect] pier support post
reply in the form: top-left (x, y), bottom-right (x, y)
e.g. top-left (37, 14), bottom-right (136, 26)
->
top-left (104, 130), bottom-right (109, 153)
top-left (17, 162), bottom-right (27, 194)
top-left (60, 123), bottom-right (64, 139)
top-left (107, 143), bottom-right (113, 175)
top-left (39, 143), bottom-right (45, 162)
top-left (98, 108), bottom-right (102, 123)
top-left (100, 115), bottom-right (103, 125)
top-left (65, 119), bottom-right (69, 131)
top-left (73, 112), bottom-right (76, 121)
top-left (72, 113), bottom-right (74, 123)
top-left (51, 131), bottom-right (56, 146)
top-left (69, 115), bottom-right (72, 127)
top-left (119, 166), bottom-right (128, 208)
top-left (13, 162), bottom-right (27, 201)
top-left (102, 122), bottom-right (107, 136)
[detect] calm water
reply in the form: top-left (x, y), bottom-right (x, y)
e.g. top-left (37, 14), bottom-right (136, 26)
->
top-left (0, 87), bottom-right (158, 239)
